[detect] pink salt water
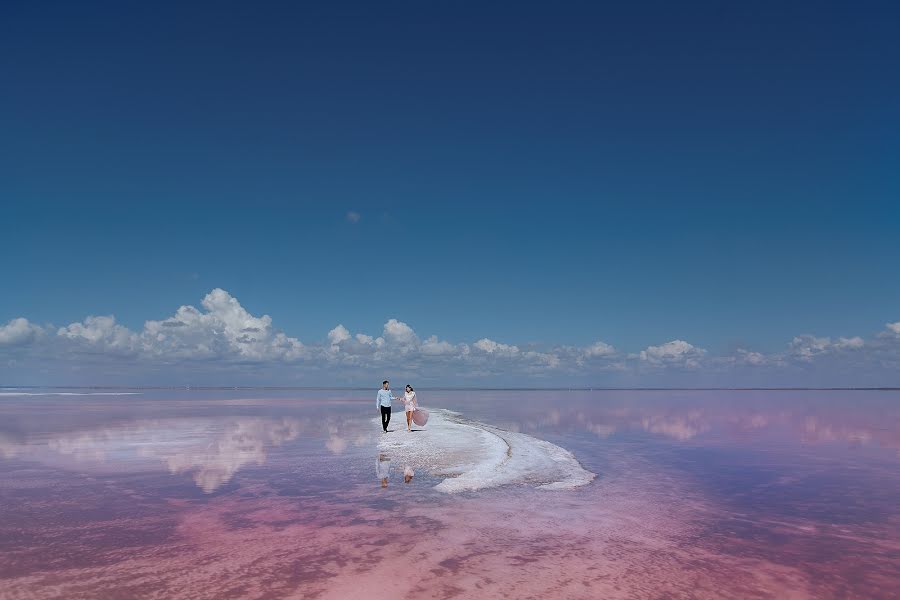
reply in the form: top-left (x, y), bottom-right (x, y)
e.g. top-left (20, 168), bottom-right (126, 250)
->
top-left (1, 389), bottom-right (898, 599)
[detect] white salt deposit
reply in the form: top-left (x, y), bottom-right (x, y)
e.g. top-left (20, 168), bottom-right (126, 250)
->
top-left (377, 409), bottom-right (595, 493)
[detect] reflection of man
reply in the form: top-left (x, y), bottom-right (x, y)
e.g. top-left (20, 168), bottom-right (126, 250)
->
top-left (376, 380), bottom-right (397, 433)
top-left (377, 452), bottom-right (391, 487)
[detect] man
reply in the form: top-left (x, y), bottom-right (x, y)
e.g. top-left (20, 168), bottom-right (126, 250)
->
top-left (376, 452), bottom-right (391, 487)
top-left (376, 380), bottom-right (397, 433)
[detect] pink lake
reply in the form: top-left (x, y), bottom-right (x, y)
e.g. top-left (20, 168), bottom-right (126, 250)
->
top-left (1, 389), bottom-right (898, 599)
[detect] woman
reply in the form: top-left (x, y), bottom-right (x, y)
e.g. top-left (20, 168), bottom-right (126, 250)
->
top-left (402, 384), bottom-right (418, 432)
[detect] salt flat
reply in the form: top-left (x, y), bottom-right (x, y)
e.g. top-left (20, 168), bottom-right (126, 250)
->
top-left (376, 408), bottom-right (596, 493)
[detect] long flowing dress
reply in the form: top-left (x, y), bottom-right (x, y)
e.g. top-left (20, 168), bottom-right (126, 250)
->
top-left (411, 393), bottom-right (429, 426)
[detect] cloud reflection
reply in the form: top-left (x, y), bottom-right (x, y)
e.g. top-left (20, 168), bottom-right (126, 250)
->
top-left (487, 393), bottom-right (900, 454)
top-left (141, 418), bottom-right (302, 492)
top-left (0, 432), bottom-right (22, 458)
top-left (4, 417), bottom-right (303, 492)
top-left (323, 423), bottom-right (371, 456)
top-left (641, 414), bottom-right (709, 441)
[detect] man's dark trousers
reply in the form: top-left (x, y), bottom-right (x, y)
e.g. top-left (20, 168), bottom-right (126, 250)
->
top-left (380, 405), bottom-right (391, 431)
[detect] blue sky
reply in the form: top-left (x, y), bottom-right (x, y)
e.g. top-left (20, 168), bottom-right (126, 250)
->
top-left (2, 1), bottom-right (899, 386)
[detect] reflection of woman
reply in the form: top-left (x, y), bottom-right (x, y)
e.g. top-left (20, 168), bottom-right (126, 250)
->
top-left (376, 452), bottom-right (391, 487)
top-left (402, 385), bottom-right (417, 432)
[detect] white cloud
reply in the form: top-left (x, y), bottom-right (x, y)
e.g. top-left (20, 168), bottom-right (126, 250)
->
top-left (421, 335), bottom-right (464, 356)
top-left (346, 211), bottom-right (361, 223)
top-left (790, 335), bottom-right (830, 361)
top-left (0, 318), bottom-right (43, 346)
top-left (325, 320), bottom-right (461, 364)
top-left (383, 318), bottom-right (418, 348)
top-left (583, 341), bottom-right (615, 357)
top-left (638, 339), bottom-right (705, 369)
top-left (355, 333), bottom-right (378, 345)
top-left (835, 336), bottom-right (864, 349)
top-left (52, 289), bottom-right (305, 363)
top-left (322, 323), bottom-right (390, 364)
top-left (467, 339), bottom-right (562, 373)
top-left (324, 324), bottom-right (385, 361)
top-left (789, 334), bottom-right (864, 362)
top-left (734, 349), bottom-right (768, 366)
top-left (58, 315), bottom-right (139, 354)
top-left (327, 324), bottom-right (351, 346)
top-left (319, 322), bottom-right (563, 374)
top-left (473, 338), bottom-right (520, 356)
top-left (3, 288), bottom-right (899, 384)
top-left (142, 288), bottom-right (305, 362)
top-left (524, 350), bottom-right (561, 369)
top-left (568, 340), bottom-right (618, 368)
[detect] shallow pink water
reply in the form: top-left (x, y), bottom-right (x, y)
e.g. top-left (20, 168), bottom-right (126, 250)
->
top-left (1, 390), bottom-right (898, 598)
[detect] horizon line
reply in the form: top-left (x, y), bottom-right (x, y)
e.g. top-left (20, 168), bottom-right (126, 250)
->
top-left (2, 385), bottom-right (899, 392)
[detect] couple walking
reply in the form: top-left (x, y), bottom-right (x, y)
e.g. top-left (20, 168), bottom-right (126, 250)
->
top-left (376, 380), bottom-right (426, 432)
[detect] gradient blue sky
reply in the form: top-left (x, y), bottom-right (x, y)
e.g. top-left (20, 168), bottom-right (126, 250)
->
top-left (2, 1), bottom-right (899, 385)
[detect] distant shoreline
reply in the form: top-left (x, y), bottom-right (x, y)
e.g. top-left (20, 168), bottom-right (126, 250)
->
top-left (2, 385), bottom-right (899, 392)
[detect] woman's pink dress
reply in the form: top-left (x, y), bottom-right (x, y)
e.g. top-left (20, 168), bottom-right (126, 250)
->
top-left (412, 407), bottom-right (429, 426)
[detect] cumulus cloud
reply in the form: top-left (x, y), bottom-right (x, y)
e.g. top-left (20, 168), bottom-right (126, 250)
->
top-left (180, 289), bottom-right (299, 360)
top-left (566, 340), bottom-right (619, 369)
top-left (327, 324), bottom-right (351, 346)
top-left (837, 337), bottom-right (865, 349)
top-left (733, 349), bottom-right (769, 366)
top-left (0, 318), bottom-right (43, 346)
top-left (473, 338), bottom-right (519, 356)
top-left (383, 318), bottom-right (418, 349)
top-left (137, 289), bottom-right (305, 362)
top-left (48, 289), bottom-right (305, 364)
top-left (421, 335), bottom-right (465, 356)
top-left (466, 339), bottom-right (561, 373)
top-left (355, 333), bottom-right (381, 346)
top-left (638, 340), bottom-right (706, 369)
top-left (788, 335), bottom-right (864, 362)
top-left (583, 341), bottom-right (615, 358)
top-left (320, 322), bottom-right (564, 375)
top-left (524, 350), bottom-right (561, 370)
top-left (1, 288), bottom-right (898, 384)
top-left (346, 211), bottom-right (361, 223)
top-left (58, 315), bottom-right (139, 354)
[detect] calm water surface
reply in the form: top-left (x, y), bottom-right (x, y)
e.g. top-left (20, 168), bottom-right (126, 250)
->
top-left (1, 390), bottom-right (898, 599)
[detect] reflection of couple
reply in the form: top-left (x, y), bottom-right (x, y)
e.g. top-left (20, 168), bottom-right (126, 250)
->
top-left (376, 452), bottom-right (414, 487)
top-left (375, 380), bottom-right (421, 433)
